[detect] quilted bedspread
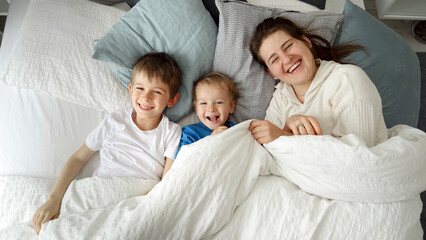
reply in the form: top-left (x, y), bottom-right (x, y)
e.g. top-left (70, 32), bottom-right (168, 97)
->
top-left (1, 121), bottom-right (425, 239)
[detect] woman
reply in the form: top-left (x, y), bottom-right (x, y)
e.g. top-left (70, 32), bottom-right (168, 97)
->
top-left (249, 17), bottom-right (388, 147)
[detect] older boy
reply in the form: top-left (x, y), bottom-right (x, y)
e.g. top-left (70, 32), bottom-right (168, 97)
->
top-left (32, 52), bottom-right (182, 234)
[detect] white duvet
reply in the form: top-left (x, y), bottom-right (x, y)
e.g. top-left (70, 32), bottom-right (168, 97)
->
top-left (1, 121), bottom-right (425, 239)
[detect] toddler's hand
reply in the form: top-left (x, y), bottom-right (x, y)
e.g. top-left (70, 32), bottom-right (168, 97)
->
top-left (32, 197), bottom-right (61, 235)
top-left (211, 126), bottom-right (229, 135)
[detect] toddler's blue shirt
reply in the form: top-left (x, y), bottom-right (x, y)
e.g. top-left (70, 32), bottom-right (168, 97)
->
top-left (175, 121), bottom-right (236, 158)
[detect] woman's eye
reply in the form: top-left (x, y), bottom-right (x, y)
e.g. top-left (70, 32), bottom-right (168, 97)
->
top-left (271, 58), bottom-right (278, 64)
top-left (216, 101), bottom-right (223, 104)
top-left (285, 43), bottom-right (293, 50)
top-left (154, 91), bottom-right (162, 94)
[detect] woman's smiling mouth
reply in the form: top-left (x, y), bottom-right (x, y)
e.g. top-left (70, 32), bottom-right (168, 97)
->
top-left (288, 59), bottom-right (301, 73)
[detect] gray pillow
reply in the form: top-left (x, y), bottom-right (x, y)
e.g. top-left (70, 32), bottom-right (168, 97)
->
top-left (90, 0), bottom-right (124, 5)
top-left (300, 0), bottom-right (326, 10)
top-left (212, 0), bottom-right (343, 122)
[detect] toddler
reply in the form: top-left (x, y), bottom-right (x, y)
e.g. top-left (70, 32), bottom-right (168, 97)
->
top-left (176, 72), bottom-right (239, 156)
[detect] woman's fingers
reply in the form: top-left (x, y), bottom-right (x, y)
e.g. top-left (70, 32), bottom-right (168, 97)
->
top-left (301, 120), bottom-right (315, 135)
top-left (311, 119), bottom-right (323, 135)
top-left (296, 123), bottom-right (306, 135)
top-left (290, 116), bottom-right (323, 136)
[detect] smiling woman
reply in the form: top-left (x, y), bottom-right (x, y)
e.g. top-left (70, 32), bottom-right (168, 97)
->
top-left (258, 30), bottom-right (317, 102)
top-left (248, 16), bottom-right (388, 148)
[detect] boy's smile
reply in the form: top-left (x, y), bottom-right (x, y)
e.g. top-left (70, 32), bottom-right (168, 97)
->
top-left (129, 72), bottom-right (178, 131)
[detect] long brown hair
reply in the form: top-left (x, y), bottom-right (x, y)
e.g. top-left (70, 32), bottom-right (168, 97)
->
top-left (249, 17), bottom-right (364, 69)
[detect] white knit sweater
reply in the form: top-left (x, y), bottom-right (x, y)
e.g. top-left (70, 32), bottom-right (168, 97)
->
top-left (265, 60), bottom-right (388, 147)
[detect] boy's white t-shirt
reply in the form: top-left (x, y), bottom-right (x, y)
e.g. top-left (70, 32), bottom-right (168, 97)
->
top-left (86, 108), bottom-right (182, 180)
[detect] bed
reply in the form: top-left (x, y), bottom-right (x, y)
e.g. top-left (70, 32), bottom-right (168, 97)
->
top-left (0, 0), bottom-right (425, 239)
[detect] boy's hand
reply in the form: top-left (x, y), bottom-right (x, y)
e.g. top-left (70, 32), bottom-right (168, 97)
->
top-left (211, 126), bottom-right (229, 135)
top-left (32, 198), bottom-right (61, 235)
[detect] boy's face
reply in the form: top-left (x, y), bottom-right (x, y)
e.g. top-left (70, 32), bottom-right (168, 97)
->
top-left (129, 72), bottom-right (178, 124)
top-left (194, 82), bottom-right (236, 130)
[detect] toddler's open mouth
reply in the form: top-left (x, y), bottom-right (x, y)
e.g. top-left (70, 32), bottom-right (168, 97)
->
top-left (206, 115), bottom-right (220, 122)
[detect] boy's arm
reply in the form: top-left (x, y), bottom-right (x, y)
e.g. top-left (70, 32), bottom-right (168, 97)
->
top-left (32, 143), bottom-right (95, 234)
top-left (161, 157), bottom-right (174, 179)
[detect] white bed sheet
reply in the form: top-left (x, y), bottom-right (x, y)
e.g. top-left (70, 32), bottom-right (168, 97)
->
top-left (0, 83), bottom-right (104, 178)
top-left (0, 0), bottom-right (424, 239)
top-left (1, 122), bottom-right (424, 239)
top-left (0, 0), bottom-right (30, 76)
top-left (0, 0), bottom-right (101, 178)
top-left (0, 0), bottom-right (127, 178)
top-left (0, 0), bottom-right (196, 179)
top-left (0, 0), bottom-right (129, 77)
top-left (246, 0), bottom-right (364, 14)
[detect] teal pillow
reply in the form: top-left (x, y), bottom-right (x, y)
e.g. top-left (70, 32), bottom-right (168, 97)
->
top-left (93, 0), bottom-right (217, 122)
top-left (333, 0), bottom-right (421, 128)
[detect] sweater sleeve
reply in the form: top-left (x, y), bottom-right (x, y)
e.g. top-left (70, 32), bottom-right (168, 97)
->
top-left (332, 100), bottom-right (388, 147)
top-left (330, 65), bottom-right (388, 147)
top-left (265, 87), bottom-right (285, 129)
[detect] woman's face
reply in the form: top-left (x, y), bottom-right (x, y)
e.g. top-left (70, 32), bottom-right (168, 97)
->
top-left (258, 30), bottom-right (318, 87)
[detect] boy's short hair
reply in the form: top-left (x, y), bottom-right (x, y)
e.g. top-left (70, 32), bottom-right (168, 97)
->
top-left (130, 52), bottom-right (181, 99)
top-left (192, 72), bottom-right (240, 107)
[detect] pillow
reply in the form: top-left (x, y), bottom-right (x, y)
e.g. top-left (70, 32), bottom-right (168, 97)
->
top-left (212, 0), bottom-right (343, 122)
top-left (93, 0), bottom-right (217, 122)
top-left (125, 0), bottom-right (138, 7)
top-left (247, 0), bottom-right (323, 12)
top-left (1, 0), bottom-right (131, 113)
top-left (333, 0), bottom-right (421, 128)
top-left (300, 0), bottom-right (326, 9)
top-left (202, 0), bottom-right (222, 25)
top-left (90, 0), bottom-right (124, 5)
top-left (125, 0), bottom-right (222, 25)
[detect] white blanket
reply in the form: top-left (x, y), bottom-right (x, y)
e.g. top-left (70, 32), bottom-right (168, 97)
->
top-left (1, 121), bottom-right (425, 239)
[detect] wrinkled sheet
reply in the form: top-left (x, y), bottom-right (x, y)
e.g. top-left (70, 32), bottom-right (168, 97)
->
top-left (1, 121), bottom-right (425, 239)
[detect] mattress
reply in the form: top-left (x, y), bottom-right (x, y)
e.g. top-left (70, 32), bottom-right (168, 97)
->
top-left (0, 0), bottom-right (197, 179)
top-left (0, 1), bottom-right (424, 239)
top-left (0, 0), bottom-right (115, 178)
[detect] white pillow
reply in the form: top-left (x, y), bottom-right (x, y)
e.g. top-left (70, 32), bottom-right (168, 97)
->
top-left (1, 0), bottom-right (132, 113)
top-left (247, 0), bottom-right (320, 12)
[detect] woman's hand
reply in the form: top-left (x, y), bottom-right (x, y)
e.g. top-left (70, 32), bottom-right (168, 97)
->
top-left (211, 126), bottom-right (229, 135)
top-left (249, 120), bottom-right (290, 144)
top-left (285, 115), bottom-right (323, 135)
top-left (32, 197), bottom-right (61, 235)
